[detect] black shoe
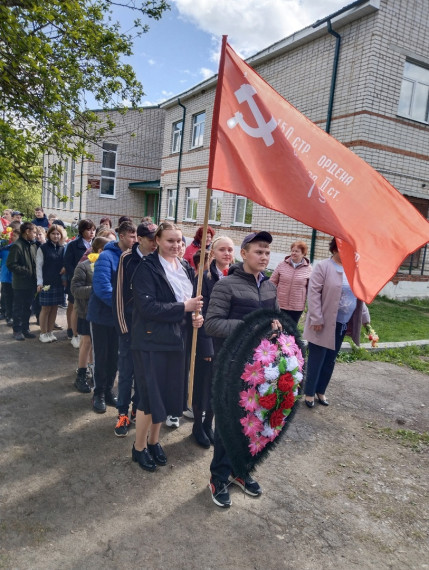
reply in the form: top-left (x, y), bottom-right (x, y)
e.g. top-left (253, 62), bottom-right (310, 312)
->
top-left (114, 414), bottom-right (130, 437)
top-left (22, 330), bottom-right (36, 339)
top-left (13, 332), bottom-right (25, 341)
top-left (316, 394), bottom-right (329, 406)
top-left (67, 328), bottom-right (73, 339)
top-left (104, 390), bottom-right (118, 407)
top-left (192, 424), bottom-right (210, 448)
top-left (304, 399), bottom-right (315, 408)
top-left (92, 394), bottom-right (106, 413)
top-left (6, 318), bottom-right (13, 327)
top-left (209, 477), bottom-right (231, 508)
top-left (147, 442), bottom-right (167, 465)
top-left (74, 369), bottom-right (91, 394)
top-left (228, 474), bottom-right (262, 496)
top-left (54, 322), bottom-right (63, 330)
top-left (203, 422), bottom-right (215, 445)
top-left (132, 445), bottom-right (156, 472)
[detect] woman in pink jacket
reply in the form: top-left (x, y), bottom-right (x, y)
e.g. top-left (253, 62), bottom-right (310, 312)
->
top-left (303, 238), bottom-right (369, 408)
top-left (270, 240), bottom-right (312, 324)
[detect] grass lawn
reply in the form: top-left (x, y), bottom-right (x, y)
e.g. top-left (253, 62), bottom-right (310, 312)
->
top-left (358, 296), bottom-right (429, 342)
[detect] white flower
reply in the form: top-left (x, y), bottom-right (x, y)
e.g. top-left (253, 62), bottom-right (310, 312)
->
top-left (286, 355), bottom-right (299, 371)
top-left (264, 364), bottom-right (280, 382)
top-left (261, 425), bottom-right (276, 439)
top-left (255, 408), bottom-right (265, 421)
top-left (42, 285), bottom-right (51, 291)
top-left (294, 388), bottom-right (299, 397)
top-left (295, 371), bottom-right (303, 382)
top-left (258, 382), bottom-right (271, 396)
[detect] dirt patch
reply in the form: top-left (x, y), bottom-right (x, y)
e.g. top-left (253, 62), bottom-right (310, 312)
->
top-left (0, 310), bottom-right (428, 569)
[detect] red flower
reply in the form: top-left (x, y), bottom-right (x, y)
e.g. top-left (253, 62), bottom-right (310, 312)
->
top-left (278, 373), bottom-right (294, 392)
top-left (280, 391), bottom-right (295, 411)
top-left (258, 393), bottom-right (277, 409)
top-left (270, 409), bottom-right (284, 428)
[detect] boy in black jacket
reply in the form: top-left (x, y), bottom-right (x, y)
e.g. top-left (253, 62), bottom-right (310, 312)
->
top-left (205, 231), bottom-right (281, 508)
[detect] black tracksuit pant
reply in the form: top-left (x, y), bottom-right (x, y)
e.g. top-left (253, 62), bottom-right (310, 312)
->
top-left (90, 322), bottom-right (118, 396)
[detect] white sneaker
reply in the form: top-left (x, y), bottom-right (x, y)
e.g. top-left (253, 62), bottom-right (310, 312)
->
top-left (39, 333), bottom-right (52, 343)
top-left (71, 335), bottom-right (80, 348)
top-left (182, 407), bottom-right (194, 419)
top-left (49, 332), bottom-right (58, 342)
top-left (183, 407), bottom-right (205, 420)
top-left (166, 416), bottom-right (179, 428)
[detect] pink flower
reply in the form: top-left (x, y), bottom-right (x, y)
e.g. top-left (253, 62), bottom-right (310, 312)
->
top-left (248, 434), bottom-right (270, 456)
top-left (240, 414), bottom-right (264, 438)
top-left (278, 334), bottom-right (298, 357)
top-left (253, 339), bottom-right (277, 366)
top-left (295, 348), bottom-right (304, 371)
top-left (240, 361), bottom-right (265, 387)
top-left (239, 388), bottom-right (258, 412)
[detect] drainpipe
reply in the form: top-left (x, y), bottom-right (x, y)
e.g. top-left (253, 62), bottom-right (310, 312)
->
top-left (309, 19), bottom-right (341, 262)
top-left (175, 99), bottom-right (186, 223)
top-left (79, 154), bottom-right (84, 220)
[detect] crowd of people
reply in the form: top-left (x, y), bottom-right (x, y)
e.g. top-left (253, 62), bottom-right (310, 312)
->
top-left (1, 206), bottom-right (370, 508)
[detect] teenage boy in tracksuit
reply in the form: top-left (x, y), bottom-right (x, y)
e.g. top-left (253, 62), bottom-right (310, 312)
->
top-left (87, 221), bottom-right (137, 414)
top-left (112, 222), bottom-right (157, 437)
top-left (204, 231), bottom-right (281, 508)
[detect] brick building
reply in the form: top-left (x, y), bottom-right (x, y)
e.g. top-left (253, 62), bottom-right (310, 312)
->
top-left (159, 0), bottom-right (429, 270)
top-left (42, 107), bottom-right (165, 228)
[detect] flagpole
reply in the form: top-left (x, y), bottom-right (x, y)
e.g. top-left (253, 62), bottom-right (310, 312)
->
top-left (187, 188), bottom-right (212, 408)
top-left (187, 35), bottom-right (228, 409)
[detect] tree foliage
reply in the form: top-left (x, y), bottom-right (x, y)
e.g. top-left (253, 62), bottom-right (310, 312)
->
top-left (0, 0), bottom-right (169, 186)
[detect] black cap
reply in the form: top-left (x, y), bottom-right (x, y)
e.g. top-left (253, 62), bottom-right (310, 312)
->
top-left (240, 231), bottom-right (272, 249)
top-left (137, 222), bottom-right (157, 238)
top-left (12, 210), bottom-right (23, 216)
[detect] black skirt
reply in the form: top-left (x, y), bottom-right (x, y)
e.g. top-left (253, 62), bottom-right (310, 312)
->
top-left (132, 349), bottom-right (186, 424)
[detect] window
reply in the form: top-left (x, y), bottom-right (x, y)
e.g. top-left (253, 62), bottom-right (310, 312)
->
top-left (172, 120), bottom-right (183, 153)
top-left (71, 159), bottom-right (76, 198)
top-left (209, 190), bottom-right (223, 223)
top-left (398, 61), bottom-right (429, 123)
top-left (191, 112), bottom-right (205, 148)
top-left (62, 158), bottom-right (68, 208)
top-left (167, 189), bottom-right (177, 219)
top-left (234, 196), bottom-right (253, 225)
top-left (184, 187), bottom-right (199, 221)
top-left (100, 142), bottom-right (118, 197)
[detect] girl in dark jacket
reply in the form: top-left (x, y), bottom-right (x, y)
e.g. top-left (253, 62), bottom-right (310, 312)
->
top-left (131, 222), bottom-right (204, 472)
top-left (36, 224), bottom-right (67, 343)
top-left (191, 236), bottom-right (235, 448)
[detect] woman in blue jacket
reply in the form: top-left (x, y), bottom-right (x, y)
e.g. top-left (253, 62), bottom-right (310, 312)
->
top-left (131, 222), bottom-right (204, 472)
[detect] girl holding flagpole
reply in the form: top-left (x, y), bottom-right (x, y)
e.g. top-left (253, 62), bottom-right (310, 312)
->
top-left (130, 222), bottom-right (204, 472)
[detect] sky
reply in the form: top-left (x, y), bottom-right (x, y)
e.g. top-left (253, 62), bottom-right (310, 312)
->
top-left (107, 0), bottom-right (350, 108)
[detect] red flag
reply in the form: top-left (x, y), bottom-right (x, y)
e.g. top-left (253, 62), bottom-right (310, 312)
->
top-left (208, 37), bottom-right (429, 303)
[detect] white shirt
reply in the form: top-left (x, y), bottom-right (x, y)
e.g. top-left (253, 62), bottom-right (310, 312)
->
top-left (158, 255), bottom-right (193, 302)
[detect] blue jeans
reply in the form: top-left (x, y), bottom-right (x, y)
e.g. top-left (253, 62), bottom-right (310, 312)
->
top-left (305, 322), bottom-right (346, 397)
top-left (117, 333), bottom-right (139, 415)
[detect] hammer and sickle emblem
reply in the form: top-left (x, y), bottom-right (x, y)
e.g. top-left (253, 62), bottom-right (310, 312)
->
top-left (227, 84), bottom-right (277, 147)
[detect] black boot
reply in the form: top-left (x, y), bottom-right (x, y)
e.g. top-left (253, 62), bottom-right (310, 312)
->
top-left (74, 367), bottom-right (91, 393)
top-left (192, 406), bottom-right (210, 448)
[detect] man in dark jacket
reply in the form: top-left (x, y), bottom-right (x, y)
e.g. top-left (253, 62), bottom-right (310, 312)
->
top-left (205, 231), bottom-right (281, 508)
top-left (87, 221), bottom-right (136, 414)
top-left (31, 207), bottom-right (49, 228)
top-left (6, 222), bottom-right (38, 340)
top-left (112, 221), bottom-right (157, 436)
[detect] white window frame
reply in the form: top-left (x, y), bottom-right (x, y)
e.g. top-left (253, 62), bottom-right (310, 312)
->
top-left (208, 190), bottom-right (223, 224)
top-left (397, 61), bottom-right (429, 124)
top-left (171, 120), bottom-right (183, 153)
top-left (166, 189), bottom-right (177, 220)
top-left (233, 195), bottom-right (253, 226)
top-left (184, 187), bottom-right (199, 221)
top-left (191, 112), bottom-right (205, 148)
top-left (100, 142), bottom-right (118, 198)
